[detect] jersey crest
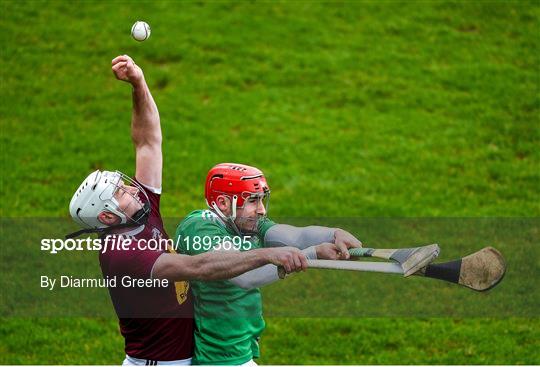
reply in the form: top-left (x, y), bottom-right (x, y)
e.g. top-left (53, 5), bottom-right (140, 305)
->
top-left (166, 244), bottom-right (190, 305)
top-left (201, 210), bottom-right (220, 223)
top-left (152, 227), bottom-right (163, 240)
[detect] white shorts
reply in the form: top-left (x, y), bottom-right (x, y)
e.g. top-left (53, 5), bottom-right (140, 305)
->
top-left (239, 359), bottom-right (258, 366)
top-left (122, 354), bottom-right (192, 365)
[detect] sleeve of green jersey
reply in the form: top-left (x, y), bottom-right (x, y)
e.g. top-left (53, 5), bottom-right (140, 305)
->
top-left (258, 217), bottom-right (277, 244)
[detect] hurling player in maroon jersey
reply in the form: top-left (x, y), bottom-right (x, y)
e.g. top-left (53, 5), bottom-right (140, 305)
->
top-left (67, 55), bottom-right (308, 365)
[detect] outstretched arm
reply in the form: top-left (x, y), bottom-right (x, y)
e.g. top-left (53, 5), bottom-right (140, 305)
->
top-left (265, 224), bottom-right (363, 259)
top-left (151, 246), bottom-right (308, 281)
top-left (112, 55), bottom-right (162, 189)
top-left (228, 246), bottom-right (317, 289)
top-left (228, 241), bottom-right (351, 289)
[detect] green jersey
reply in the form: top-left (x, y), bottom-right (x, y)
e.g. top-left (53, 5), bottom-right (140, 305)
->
top-left (175, 210), bottom-right (276, 365)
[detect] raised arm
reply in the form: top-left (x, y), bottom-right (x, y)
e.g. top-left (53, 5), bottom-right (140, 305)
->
top-left (112, 55), bottom-right (162, 189)
top-left (152, 246), bottom-right (308, 281)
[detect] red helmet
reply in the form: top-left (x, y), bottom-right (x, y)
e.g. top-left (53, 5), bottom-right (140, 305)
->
top-left (205, 163), bottom-right (270, 209)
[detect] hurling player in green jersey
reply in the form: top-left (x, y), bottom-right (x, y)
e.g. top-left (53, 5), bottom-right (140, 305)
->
top-left (175, 163), bottom-right (363, 365)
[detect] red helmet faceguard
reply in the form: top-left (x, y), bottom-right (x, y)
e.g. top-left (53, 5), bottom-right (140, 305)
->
top-left (205, 163), bottom-right (270, 233)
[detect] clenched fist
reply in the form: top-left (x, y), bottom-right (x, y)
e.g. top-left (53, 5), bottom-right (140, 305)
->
top-left (314, 242), bottom-right (344, 260)
top-left (111, 55), bottom-right (144, 86)
top-left (332, 229), bottom-right (363, 259)
top-left (264, 247), bottom-right (308, 274)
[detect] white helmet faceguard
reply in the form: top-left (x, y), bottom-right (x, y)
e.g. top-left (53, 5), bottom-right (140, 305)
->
top-left (68, 170), bottom-right (150, 232)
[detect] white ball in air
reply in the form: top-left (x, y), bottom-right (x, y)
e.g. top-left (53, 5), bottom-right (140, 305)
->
top-left (131, 21), bottom-right (151, 42)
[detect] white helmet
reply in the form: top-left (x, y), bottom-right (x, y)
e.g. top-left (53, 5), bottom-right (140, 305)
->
top-left (69, 170), bottom-right (149, 230)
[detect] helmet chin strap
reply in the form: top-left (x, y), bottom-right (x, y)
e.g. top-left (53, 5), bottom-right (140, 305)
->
top-left (65, 202), bottom-right (150, 239)
top-left (231, 195), bottom-right (238, 221)
top-left (211, 196), bottom-right (245, 236)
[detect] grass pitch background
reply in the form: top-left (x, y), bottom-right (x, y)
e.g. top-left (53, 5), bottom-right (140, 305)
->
top-left (1, 0), bottom-right (539, 364)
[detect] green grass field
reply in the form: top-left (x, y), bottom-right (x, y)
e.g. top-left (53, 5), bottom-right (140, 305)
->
top-left (1, 0), bottom-right (539, 364)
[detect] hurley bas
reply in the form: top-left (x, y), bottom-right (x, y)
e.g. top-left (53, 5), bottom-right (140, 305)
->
top-left (40, 275), bottom-right (168, 291)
